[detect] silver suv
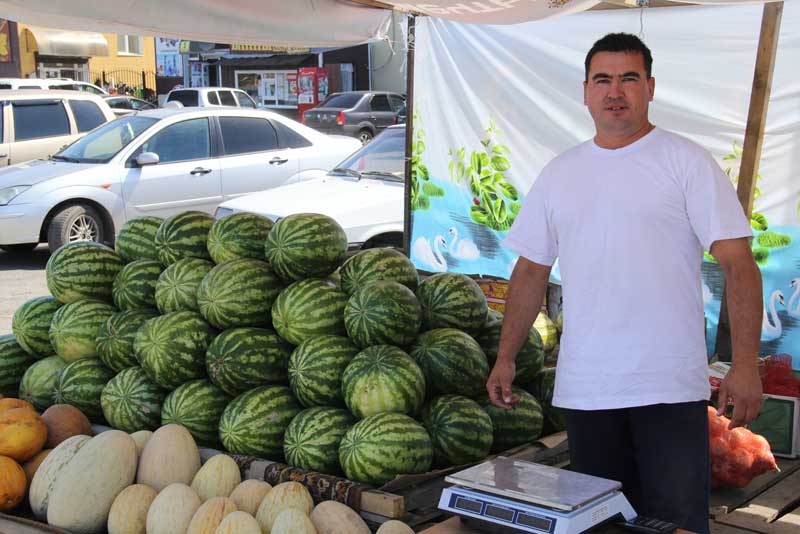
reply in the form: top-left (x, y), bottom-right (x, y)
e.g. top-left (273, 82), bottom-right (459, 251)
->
top-left (164, 87), bottom-right (257, 108)
top-left (0, 90), bottom-right (116, 166)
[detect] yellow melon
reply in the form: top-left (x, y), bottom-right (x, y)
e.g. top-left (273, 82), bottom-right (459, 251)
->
top-left (107, 484), bottom-right (157, 534)
top-left (255, 481), bottom-right (314, 533)
top-left (137, 424), bottom-right (201, 492)
top-left (272, 507), bottom-right (317, 534)
top-left (228, 479), bottom-right (271, 516)
top-left (376, 519), bottom-right (416, 534)
top-left (146, 483), bottom-right (201, 534)
top-left (187, 496), bottom-right (237, 534)
top-left (215, 511), bottom-right (261, 534)
top-left (0, 408), bottom-right (48, 462)
top-left (310, 500), bottom-right (371, 534)
top-left (0, 455), bottom-right (26, 511)
top-left (191, 454), bottom-right (241, 501)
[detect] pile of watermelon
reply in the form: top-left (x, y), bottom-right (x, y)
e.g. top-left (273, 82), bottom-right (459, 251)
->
top-left (1, 210), bottom-right (563, 487)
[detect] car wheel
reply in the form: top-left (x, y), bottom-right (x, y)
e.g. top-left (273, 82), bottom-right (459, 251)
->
top-left (47, 204), bottom-right (105, 253)
top-left (358, 129), bottom-right (374, 145)
top-left (0, 243), bottom-right (38, 253)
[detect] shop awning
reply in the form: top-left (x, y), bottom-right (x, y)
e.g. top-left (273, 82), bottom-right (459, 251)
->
top-left (216, 55), bottom-right (317, 68)
top-left (25, 26), bottom-right (108, 57)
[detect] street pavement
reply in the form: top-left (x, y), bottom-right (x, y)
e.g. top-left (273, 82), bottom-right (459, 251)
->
top-left (0, 245), bottom-right (50, 334)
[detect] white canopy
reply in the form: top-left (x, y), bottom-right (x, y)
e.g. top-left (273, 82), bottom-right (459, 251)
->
top-left (0, 0), bottom-right (777, 45)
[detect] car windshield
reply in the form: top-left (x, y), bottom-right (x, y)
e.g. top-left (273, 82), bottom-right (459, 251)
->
top-left (55, 116), bottom-right (159, 163)
top-left (332, 128), bottom-right (404, 182)
top-left (319, 93), bottom-right (363, 109)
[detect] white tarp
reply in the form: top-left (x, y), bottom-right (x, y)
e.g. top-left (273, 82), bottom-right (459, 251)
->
top-left (0, 0), bottom-right (392, 47)
top-left (408, 3), bottom-right (800, 361)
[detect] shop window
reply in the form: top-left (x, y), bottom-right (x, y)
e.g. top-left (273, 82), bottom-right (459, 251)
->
top-left (118, 34), bottom-right (143, 55)
top-left (69, 100), bottom-right (107, 133)
top-left (12, 100), bottom-right (71, 141)
top-left (219, 117), bottom-right (278, 155)
top-left (236, 71), bottom-right (298, 108)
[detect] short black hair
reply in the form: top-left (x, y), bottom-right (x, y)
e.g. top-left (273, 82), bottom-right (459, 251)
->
top-left (585, 33), bottom-right (653, 80)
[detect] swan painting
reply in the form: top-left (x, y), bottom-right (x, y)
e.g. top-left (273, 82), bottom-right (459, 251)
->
top-left (447, 227), bottom-right (480, 261)
top-left (788, 278), bottom-right (800, 318)
top-left (761, 289), bottom-right (785, 341)
top-left (412, 234), bottom-right (448, 272)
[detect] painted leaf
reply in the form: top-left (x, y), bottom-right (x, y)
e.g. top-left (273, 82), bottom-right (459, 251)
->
top-left (750, 213), bottom-right (768, 231)
top-left (491, 156), bottom-right (511, 172)
top-left (493, 144), bottom-right (511, 156)
top-left (498, 181), bottom-right (519, 201)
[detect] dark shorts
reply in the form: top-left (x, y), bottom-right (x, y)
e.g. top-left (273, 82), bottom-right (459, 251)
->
top-left (561, 400), bottom-right (710, 534)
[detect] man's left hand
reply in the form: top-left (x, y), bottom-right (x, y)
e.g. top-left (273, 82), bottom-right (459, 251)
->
top-left (716, 364), bottom-right (763, 428)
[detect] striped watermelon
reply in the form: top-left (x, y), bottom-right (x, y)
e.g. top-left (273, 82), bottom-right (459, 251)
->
top-left (342, 345), bottom-right (426, 419)
top-left (112, 260), bottom-right (163, 311)
top-left (101, 366), bottom-right (164, 432)
top-left (339, 248), bottom-right (419, 296)
top-left (421, 394), bottom-right (493, 467)
top-left (207, 212), bottom-right (273, 264)
top-left (155, 211), bottom-right (214, 266)
top-left (45, 242), bottom-right (125, 304)
top-left (271, 279), bottom-right (347, 345)
top-left (417, 273), bottom-right (488, 332)
top-left (344, 281), bottom-right (422, 349)
top-left (54, 358), bottom-right (116, 421)
top-left (0, 334), bottom-right (36, 397)
top-left (288, 335), bottom-right (358, 408)
top-left (134, 311), bottom-right (216, 389)
top-left (474, 318), bottom-right (543, 384)
top-left (96, 309), bottom-right (159, 372)
top-left (12, 296), bottom-right (62, 358)
top-left (338, 412), bottom-right (433, 486)
top-left (283, 407), bottom-right (354, 475)
top-left (161, 379), bottom-right (231, 445)
top-left (115, 216), bottom-right (163, 262)
top-left (19, 356), bottom-right (67, 410)
top-left (48, 299), bottom-right (116, 362)
top-left (478, 386), bottom-right (544, 453)
top-left (408, 328), bottom-right (489, 397)
top-left (264, 213), bottom-right (347, 282)
top-left (206, 327), bottom-right (292, 397)
top-left (525, 367), bottom-right (565, 432)
top-left (155, 257), bottom-right (214, 314)
top-left (218, 385), bottom-right (302, 459)
top-left (197, 259), bottom-right (283, 329)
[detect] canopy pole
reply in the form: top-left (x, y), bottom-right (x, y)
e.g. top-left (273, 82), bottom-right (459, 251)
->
top-left (403, 14), bottom-right (416, 256)
top-left (714, 1), bottom-right (783, 359)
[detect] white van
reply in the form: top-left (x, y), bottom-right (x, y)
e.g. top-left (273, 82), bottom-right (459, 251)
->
top-left (164, 87), bottom-right (257, 108)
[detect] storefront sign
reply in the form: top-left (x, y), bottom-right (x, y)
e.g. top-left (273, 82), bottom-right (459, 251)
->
top-left (231, 44), bottom-right (310, 54)
top-left (156, 36), bottom-right (183, 77)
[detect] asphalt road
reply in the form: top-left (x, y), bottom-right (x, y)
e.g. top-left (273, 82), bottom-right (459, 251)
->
top-left (0, 245), bottom-right (51, 335)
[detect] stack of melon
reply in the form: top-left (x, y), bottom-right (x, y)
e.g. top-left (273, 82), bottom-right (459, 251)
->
top-left (0, 209), bottom-right (562, 490)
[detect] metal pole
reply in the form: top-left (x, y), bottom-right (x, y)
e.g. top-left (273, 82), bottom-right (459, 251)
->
top-left (402, 14), bottom-right (416, 256)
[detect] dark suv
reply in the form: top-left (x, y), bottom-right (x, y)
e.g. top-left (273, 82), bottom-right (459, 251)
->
top-left (302, 91), bottom-right (405, 144)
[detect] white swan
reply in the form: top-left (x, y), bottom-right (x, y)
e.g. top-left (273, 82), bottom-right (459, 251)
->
top-left (762, 289), bottom-right (785, 341)
top-left (788, 278), bottom-right (800, 318)
top-left (447, 226), bottom-right (480, 261)
top-left (412, 234), bottom-right (448, 272)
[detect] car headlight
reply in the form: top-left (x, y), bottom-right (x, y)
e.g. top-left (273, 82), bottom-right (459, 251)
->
top-left (214, 207), bottom-right (234, 220)
top-left (0, 186), bottom-right (31, 206)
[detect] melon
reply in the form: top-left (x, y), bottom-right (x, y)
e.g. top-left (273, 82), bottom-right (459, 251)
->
top-left (310, 500), bottom-right (371, 534)
top-left (28, 434), bottom-right (90, 519)
top-left (22, 449), bottom-right (52, 486)
top-left (191, 454), bottom-right (242, 502)
top-left (255, 481), bottom-right (314, 533)
top-left (187, 496), bottom-right (238, 534)
top-left (228, 479), bottom-right (271, 516)
top-left (0, 407), bottom-right (48, 462)
top-left (0, 455), bottom-right (25, 511)
top-left (215, 511), bottom-right (261, 534)
top-left (137, 424), bottom-right (202, 492)
top-left (130, 430), bottom-right (153, 458)
top-left (107, 484), bottom-right (157, 534)
top-left (41, 404), bottom-right (92, 448)
top-left (146, 483), bottom-right (201, 534)
top-left (272, 507), bottom-right (317, 534)
top-left (376, 520), bottom-right (415, 534)
top-left (47, 430), bottom-right (138, 533)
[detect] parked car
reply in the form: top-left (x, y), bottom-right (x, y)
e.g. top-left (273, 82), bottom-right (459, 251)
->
top-left (0, 78), bottom-right (108, 95)
top-left (103, 95), bottom-right (157, 116)
top-left (302, 91), bottom-right (406, 145)
top-left (164, 87), bottom-right (258, 109)
top-left (0, 107), bottom-right (360, 253)
top-left (216, 124), bottom-right (405, 250)
top-left (0, 90), bottom-right (116, 167)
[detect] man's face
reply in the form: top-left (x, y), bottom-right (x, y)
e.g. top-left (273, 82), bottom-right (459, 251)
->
top-left (583, 51), bottom-right (655, 137)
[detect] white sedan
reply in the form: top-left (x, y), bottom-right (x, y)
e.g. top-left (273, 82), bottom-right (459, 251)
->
top-left (0, 108), bottom-right (361, 252)
top-left (215, 125), bottom-right (405, 250)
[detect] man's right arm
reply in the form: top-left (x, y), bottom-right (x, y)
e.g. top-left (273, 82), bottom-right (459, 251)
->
top-left (486, 257), bottom-right (552, 409)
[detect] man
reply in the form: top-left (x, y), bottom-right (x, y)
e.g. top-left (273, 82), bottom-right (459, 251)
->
top-left (488, 33), bottom-right (762, 534)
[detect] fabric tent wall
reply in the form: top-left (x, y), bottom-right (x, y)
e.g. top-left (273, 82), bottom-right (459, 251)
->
top-left (409, 3), bottom-right (800, 364)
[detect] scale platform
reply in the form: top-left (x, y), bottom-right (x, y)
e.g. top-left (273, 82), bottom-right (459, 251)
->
top-left (439, 457), bottom-right (636, 534)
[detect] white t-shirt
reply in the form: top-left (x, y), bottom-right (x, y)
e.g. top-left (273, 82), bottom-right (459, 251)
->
top-left (502, 127), bottom-right (752, 410)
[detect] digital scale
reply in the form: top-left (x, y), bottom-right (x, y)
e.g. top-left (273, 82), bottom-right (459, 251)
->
top-left (439, 457), bottom-right (637, 534)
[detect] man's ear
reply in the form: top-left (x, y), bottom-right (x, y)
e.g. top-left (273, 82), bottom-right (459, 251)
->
top-left (648, 76), bottom-right (655, 101)
top-left (583, 80), bottom-right (588, 105)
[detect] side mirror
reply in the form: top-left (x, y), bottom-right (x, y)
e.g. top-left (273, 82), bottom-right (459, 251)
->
top-left (136, 152), bottom-right (160, 166)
